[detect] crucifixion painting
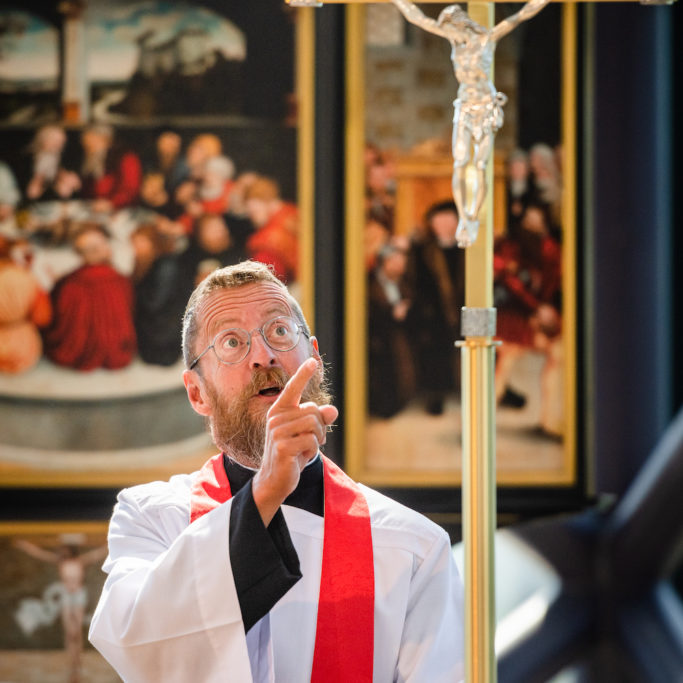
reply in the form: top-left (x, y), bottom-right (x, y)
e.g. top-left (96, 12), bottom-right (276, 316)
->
top-left (391, 0), bottom-right (551, 247)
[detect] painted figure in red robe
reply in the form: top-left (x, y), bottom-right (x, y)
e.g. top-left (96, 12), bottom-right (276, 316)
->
top-left (43, 223), bottom-right (137, 371)
top-left (494, 204), bottom-right (563, 437)
top-left (79, 124), bottom-right (142, 213)
top-left (244, 176), bottom-right (299, 284)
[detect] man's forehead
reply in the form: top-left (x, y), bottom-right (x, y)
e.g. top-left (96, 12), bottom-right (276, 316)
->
top-left (198, 282), bottom-right (293, 330)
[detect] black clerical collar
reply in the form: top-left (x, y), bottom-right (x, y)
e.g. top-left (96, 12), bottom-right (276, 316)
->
top-left (222, 453), bottom-right (324, 517)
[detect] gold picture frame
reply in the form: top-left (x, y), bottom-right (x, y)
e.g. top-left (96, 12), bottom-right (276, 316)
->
top-left (0, 520), bottom-right (115, 682)
top-left (0, 2), bottom-right (315, 488)
top-left (344, 2), bottom-right (578, 488)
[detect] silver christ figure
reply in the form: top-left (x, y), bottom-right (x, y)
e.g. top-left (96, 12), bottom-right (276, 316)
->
top-left (392, 0), bottom-right (551, 247)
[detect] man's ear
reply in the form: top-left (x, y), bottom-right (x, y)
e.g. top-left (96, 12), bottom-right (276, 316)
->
top-left (310, 336), bottom-right (322, 362)
top-left (183, 370), bottom-right (212, 417)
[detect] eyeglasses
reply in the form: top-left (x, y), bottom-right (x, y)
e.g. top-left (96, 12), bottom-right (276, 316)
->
top-left (189, 315), bottom-right (310, 370)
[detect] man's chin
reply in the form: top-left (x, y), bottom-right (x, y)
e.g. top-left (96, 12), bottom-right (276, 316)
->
top-left (249, 394), bottom-right (276, 416)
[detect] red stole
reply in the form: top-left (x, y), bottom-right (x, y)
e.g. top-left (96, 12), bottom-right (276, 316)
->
top-left (190, 453), bottom-right (374, 682)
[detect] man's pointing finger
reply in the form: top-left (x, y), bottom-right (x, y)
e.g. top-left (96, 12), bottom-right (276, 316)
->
top-left (272, 357), bottom-right (318, 410)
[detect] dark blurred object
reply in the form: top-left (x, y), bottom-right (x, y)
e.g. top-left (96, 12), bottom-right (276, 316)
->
top-left (498, 408), bottom-right (683, 682)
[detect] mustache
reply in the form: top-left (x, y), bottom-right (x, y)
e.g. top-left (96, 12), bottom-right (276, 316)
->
top-left (248, 367), bottom-right (289, 395)
top-left (246, 365), bottom-right (332, 406)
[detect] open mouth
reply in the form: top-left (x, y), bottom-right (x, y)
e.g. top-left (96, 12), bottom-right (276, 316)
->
top-left (258, 386), bottom-right (282, 397)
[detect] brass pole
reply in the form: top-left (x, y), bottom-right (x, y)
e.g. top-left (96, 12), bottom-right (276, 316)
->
top-left (459, 3), bottom-right (497, 682)
top-left (296, 7), bottom-right (316, 328)
top-left (459, 330), bottom-right (498, 682)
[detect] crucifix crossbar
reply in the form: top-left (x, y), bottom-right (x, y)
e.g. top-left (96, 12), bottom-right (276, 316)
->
top-left (290, 0), bottom-right (666, 4)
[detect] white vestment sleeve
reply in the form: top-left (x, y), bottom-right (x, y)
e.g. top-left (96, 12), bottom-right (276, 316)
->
top-left (396, 529), bottom-right (465, 682)
top-left (89, 486), bottom-right (265, 682)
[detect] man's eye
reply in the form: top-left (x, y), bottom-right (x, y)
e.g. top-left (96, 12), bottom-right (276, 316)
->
top-left (274, 325), bottom-right (288, 337)
top-left (225, 337), bottom-right (241, 348)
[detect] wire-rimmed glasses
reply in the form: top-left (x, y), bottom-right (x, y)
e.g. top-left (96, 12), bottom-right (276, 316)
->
top-left (189, 315), bottom-right (309, 370)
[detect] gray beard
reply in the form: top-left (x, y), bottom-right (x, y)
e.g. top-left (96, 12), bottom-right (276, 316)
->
top-left (205, 365), bottom-right (332, 469)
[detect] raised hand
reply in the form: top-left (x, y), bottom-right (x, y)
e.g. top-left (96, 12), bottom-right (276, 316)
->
top-left (252, 357), bottom-right (338, 526)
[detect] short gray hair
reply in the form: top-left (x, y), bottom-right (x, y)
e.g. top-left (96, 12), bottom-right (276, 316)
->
top-left (181, 260), bottom-right (309, 369)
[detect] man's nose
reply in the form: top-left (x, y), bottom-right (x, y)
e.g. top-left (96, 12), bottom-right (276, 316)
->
top-left (249, 331), bottom-right (277, 368)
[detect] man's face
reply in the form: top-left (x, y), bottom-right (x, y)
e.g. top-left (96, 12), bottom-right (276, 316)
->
top-left (157, 132), bottom-right (181, 158)
top-left (74, 230), bottom-right (111, 266)
top-left (430, 210), bottom-right (459, 246)
top-left (245, 198), bottom-right (272, 227)
top-left (383, 250), bottom-right (407, 280)
top-left (81, 131), bottom-right (110, 156)
top-left (186, 141), bottom-right (209, 168)
top-left (522, 207), bottom-right (547, 235)
top-left (131, 232), bottom-right (155, 262)
top-left (197, 216), bottom-right (231, 253)
top-left (141, 173), bottom-right (167, 205)
top-left (367, 164), bottom-right (389, 194)
top-left (438, 4), bottom-right (467, 28)
top-left (42, 127), bottom-right (66, 154)
top-left (185, 282), bottom-right (327, 467)
top-left (508, 158), bottom-right (529, 181)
